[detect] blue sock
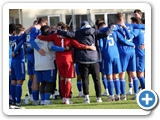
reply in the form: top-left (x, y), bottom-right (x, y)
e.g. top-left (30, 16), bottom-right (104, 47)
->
top-left (102, 75), bottom-right (108, 89)
top-left (34, 90), bottom-right (39, 101)
top-left (114, 79), bottom-right (120, 95)
top-left (139, 76), bottom-right (145, 89)
top-left (77, 81), bottom-right (82, 92)
top-left (40, 93), bottom-right (45, 101)
top-left (16, 84), bottom-right (22, 104)
top-left (120, 79), bottom-right (126, 94)
top-left (107, 80), bottom-right (114, 96)
top-left (129, 82), bottom-right (133, 88)
top-left (32, 90), bottom-right (35, 101)
top-left (28, 79), bottom-right (33, 95)
top-left (10, 84), bottom-right (16, 102)
top-left (45, 93), bottom-right (51, 100)
top-left (133, 77), bottom-right (139, 94)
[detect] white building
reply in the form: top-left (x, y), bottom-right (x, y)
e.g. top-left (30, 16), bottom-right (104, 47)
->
top-left (9, 9), bottom-right (145, 30)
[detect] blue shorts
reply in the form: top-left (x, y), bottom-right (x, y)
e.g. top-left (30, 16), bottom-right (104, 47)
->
top-left (99, 59), bottom-right (105, 73)
top-left (120, 52), bottom-right (136, 72)
top-left (11, 61), bottom-right (25, 80)
top-left (136, 56), bottom-right (145, 72)
top-left (35, 69), bottom-right (56, 83)
top-left (104, 57), bottom-right (122, 75)
top-left (27, 59), bottom-right (34, 75)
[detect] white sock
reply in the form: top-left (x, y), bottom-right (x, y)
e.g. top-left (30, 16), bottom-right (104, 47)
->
top-left (129, 88), bottom-right (132, 92)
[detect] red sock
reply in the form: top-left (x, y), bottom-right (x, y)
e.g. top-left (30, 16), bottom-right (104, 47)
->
top-left (65, 81), bottom-right (71, 98)
top-left (60, 80), bottom-right (65, 98)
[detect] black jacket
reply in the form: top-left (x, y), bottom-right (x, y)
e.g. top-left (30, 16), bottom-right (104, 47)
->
top-left (57, 27), bottom-right (111, 63)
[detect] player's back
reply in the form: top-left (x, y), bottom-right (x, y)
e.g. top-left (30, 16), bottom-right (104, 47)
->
top-left (101, 31), bottom-right (119, 59)
top-left (50, 33), bottom-right (74, 64)
top-left (116, 23), bottom-right (135, 54)
top-left (9, 35), bottom-right (25, 62)
top-left (133, 24), bottom-right (145, 56)
top-left (26, 27), bottom-right (41, 60)
top-left (34, 38), bottom-right (55, 70)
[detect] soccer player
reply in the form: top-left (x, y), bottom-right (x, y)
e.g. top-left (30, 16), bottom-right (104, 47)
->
top-left (100, 22), bottom-right (135, 101)
top-left (56, 21), bottom-right (115, 103)
top-left (26, 17), bottom-right (48, 105)
top-left (97, 22), bottom-right (109, 96)
top-left (131, 17), bottom-right (145, 89)
top-left (34, 25), bottom-right (68, 105)
top-left (9, 23), bottom-right (32, 105)
top-left (37, 23), bottom-right (96, 104)
top-left (116, 12), bottom-right (139, 100)
top-left (127, 9), bottom-right (145, 94)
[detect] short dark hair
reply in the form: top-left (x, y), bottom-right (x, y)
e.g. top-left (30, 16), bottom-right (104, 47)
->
top-left (9, 23), bottom-right (17, 34)
top-left (16, 24), bottom-right (25, 34)
top-left (33, 20), bottom-right (38, 25)
top-left (57, 22), bottom-right (64, 27)
top-left (131, 17), bottom-right (142, 24)
top-left (37, 17), bottom-right (48, 25)
top-left (61, 24), bottom-right (69, 31)
top-left (134, 9), bottom-right (142, 15)
top-left (95, 18), bottom-right (104, 26)
top-left (40, 25), bottom-right (50, 36)
top-left (97, 22), bottom-right (106, 29)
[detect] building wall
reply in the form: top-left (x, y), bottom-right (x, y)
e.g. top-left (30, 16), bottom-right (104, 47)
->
top-left (10, 9), bottom-right (145, 29)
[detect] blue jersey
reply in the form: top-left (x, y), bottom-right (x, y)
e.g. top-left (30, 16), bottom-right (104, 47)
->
top-left (116, 23), bottom-right (135, 54)
top-left (26, 27), bottom-right (41, 61)
top-left (132, 24), bottom-right (145, 57)
top-left (9, 33), bottom-right (26, 62)
top-left (100, 26), bottom-right (134, 59)
top-left (9, 44), bottom-right (12, 69)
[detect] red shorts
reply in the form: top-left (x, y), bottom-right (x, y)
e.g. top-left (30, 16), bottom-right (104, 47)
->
top-left (57, 62), bottom-right (75, 78)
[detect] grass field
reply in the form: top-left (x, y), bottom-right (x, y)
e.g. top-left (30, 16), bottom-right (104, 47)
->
top-left (19, 65), bottom-right (140, 109)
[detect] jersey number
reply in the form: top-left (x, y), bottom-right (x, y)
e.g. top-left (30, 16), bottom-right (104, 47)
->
top-left (107, 35), bottom-right (114, 46)
top-left (10, 41), bottom-right (17, 51)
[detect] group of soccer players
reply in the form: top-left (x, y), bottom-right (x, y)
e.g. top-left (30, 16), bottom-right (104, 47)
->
top-left (9, 9), bottom-right (145, 106)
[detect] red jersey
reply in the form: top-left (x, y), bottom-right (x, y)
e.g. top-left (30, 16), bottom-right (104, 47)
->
top-left (38, 33), bottom-right (87, 64)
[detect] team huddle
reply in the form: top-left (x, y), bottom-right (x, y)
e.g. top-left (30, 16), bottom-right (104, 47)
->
top-left (9, 9), bottom-right (145, 106)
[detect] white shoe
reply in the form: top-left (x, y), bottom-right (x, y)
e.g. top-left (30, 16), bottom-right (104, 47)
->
top-left (115, 95), bottom-right (120, 101)
top-left (120, 95), bottom-right (127, 101)
top-left (84, 98), bottom-right (90, 103)
top-left (97, 98), bottom-right (102, 103)
top-left (127, 91), bottom-right (132, 95)
top-left (32, 100), bottom-right (40, 105)
top-left (40, 100), bottom-right (44, 105)
top-left (102, 91), bottom-right (109, 96)
top-left (44, 100), bottom-right (52, 105)
top-left (131, 94), bottom-right (137, 100)
top-left (65, 98), bottom-right (73, 104)
top-left (77, 92), bottom-right (84, 98)
top-left (107, 96), bottom-right (115, 102)
top-left (62, 98), bottom-right (66, 104)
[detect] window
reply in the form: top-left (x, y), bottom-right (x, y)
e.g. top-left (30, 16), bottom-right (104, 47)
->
top-left (95, 14), bottom-right (104, 22)
top-left (48, 15), bottom-right (61, 27)
top-left (36, 15), bottom-right (61, 27)
top-left (107, 14), bottom-right (116, 25)
top-left (65, 14), bottom-right (87, 30)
